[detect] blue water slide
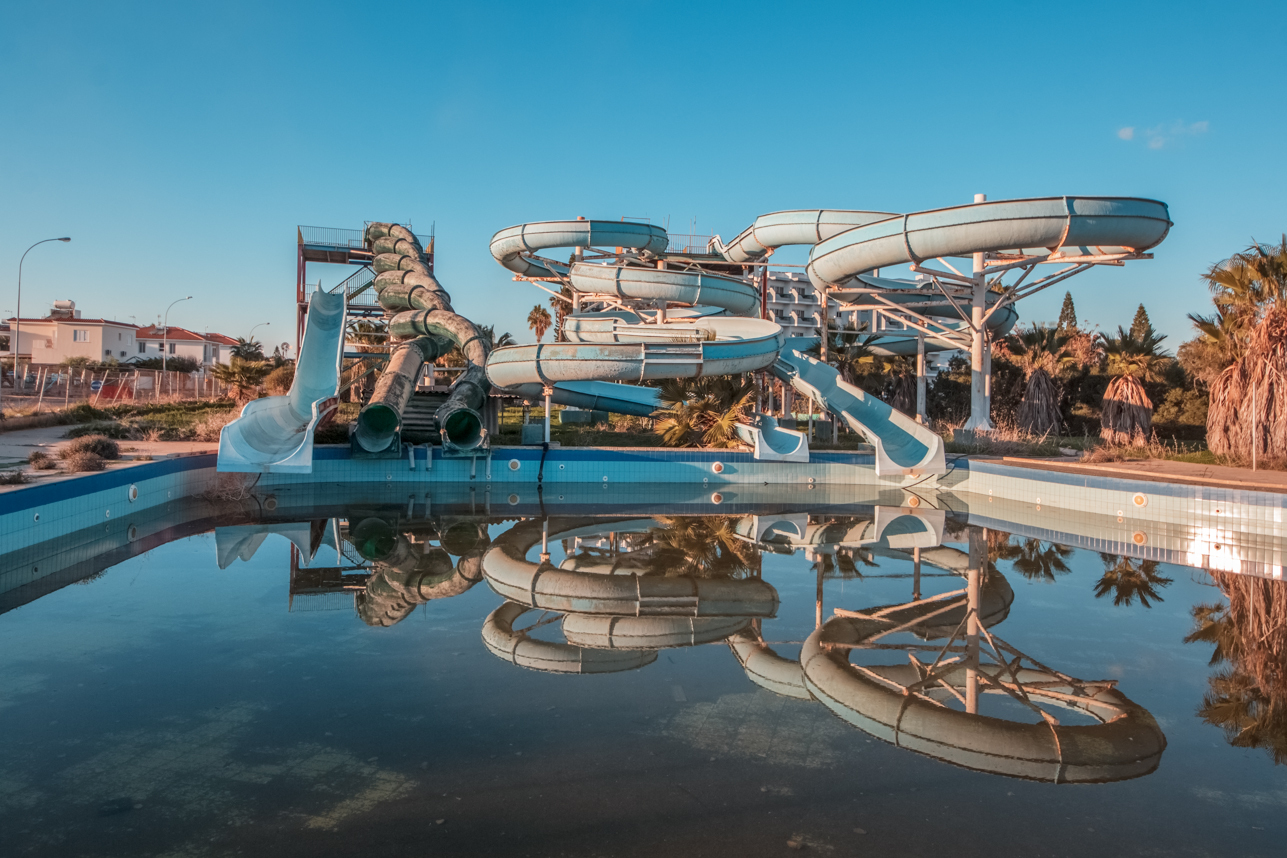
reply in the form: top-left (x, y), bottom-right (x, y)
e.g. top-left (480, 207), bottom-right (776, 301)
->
top-left (217, 290), bottom-right (345, 472)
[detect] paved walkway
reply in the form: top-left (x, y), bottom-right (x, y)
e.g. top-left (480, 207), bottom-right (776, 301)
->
top-left (996, 456), bottom-right (1287, 495)
top-left (0, 426), bottom-right (216, 494)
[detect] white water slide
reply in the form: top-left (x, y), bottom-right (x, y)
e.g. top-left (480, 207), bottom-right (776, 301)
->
top-left (487, 198), bottom-right (1168, 476)
top-left (218, 290), bottom-right (345, 472)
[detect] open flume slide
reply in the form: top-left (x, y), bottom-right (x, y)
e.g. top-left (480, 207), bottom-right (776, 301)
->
top-left (218, 290), bottom-right (345, 473)
top-left (775, 337), bottom-right (945, 475)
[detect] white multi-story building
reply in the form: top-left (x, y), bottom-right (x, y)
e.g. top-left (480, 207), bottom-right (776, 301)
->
top-left (3, 300), bottom-right (138, 363)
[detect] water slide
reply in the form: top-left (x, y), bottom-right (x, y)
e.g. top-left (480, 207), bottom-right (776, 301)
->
top-left (218, 290), bottom-right (345, 473)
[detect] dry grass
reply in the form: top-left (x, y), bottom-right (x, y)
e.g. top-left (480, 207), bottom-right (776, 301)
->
top-left (59, 434), bottom-right (120, 460)
top-left (940, 418), bottom-right (1064, 457)
top-left (62, 451), bottom-right (105, 472)
top-left (1016, 369), bottom-right (1060, 435)
top-left (0, 470), bottom-right (29, 485)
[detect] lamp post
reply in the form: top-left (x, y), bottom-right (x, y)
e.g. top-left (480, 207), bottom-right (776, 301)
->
top-left (6, 237), bottom-right (70, 408)
top-left (162, 296), bottom-right (193, 372)
top-left (248, 322), bottom-right (270, 354)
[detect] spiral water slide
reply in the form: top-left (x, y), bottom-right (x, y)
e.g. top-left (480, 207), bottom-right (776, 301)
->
top-left (218, 290), bottom-right (345, 472)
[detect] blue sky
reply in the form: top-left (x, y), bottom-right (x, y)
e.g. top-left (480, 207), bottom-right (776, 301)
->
top-left (2, 0), bottom-right (1284, 352)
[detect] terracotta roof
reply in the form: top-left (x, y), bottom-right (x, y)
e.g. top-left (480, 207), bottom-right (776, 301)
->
top-left (135, 324), bottom-right (232, 343)
top-left (4, 317), bottom-right (137, 327)
top-left (203, 333), bottom-right (238, 345)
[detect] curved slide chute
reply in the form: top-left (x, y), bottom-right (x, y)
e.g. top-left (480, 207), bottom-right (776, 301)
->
top-left (218, 290), bottom-right (345, 473)
top-left (805, 197), bottom-right (1172, 289)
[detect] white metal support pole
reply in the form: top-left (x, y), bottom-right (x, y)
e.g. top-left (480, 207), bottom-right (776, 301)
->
top-left (912, 546), bottom-right (922, 601)
top-left (964, 193), bottom-right (993, 432)
top-left (543, 385), bottom-right (552, 444)
top-left (540, 518), bottom-right (550, 563)
top-left (916, 334), bottom-right (927, 425)
top-left (966, 526), bottom-right (985, 715)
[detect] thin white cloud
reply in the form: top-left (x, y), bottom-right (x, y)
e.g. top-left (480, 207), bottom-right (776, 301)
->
top-left (1119, 119), bottom-right (1209, 149)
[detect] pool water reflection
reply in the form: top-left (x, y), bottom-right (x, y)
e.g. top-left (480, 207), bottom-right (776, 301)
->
top-left (1, 495), bottom-right (1284, 856)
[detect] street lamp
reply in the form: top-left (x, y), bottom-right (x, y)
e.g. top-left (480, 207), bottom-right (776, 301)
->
top-left (162, 296), bottom-right (193, 372)
top-left (248, 321), bottom-right (270, 343)
top-left (4, 237), bottom-right (70, 409)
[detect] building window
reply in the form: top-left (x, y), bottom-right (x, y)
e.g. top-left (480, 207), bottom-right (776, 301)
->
top-left (118, 332), bottom-right (123, 341)
top-left (104, 350), bottom-right (111, 357)
top-left (119, 350), bottom-right (126, 358)
top-left (73, 329), bottom-right (89, 342)
top-left (139, 343), bottom-right (146, 354)
top-left (169, 343), bottom-right (176, 354)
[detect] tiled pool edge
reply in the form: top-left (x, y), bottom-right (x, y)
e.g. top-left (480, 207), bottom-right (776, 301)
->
top-left (3, 450), bottom-right (1284, 559)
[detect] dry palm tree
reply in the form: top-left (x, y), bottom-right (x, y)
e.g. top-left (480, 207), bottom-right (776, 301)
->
top-left (527, 305), bottom-right (552, 343)
top-left (1203, 237), bottom-right (1287, 460)
top-left (1099, 324), bottom-right (1170, 446)
top-left (653, 374), bottom-right (756, 448)
top-left (1186, 573), bottom-right (1287, 763)
top-left (1006, 325), bottom-right (1074, 435)
top-left (1093, 554), bottom-right (1173, 607)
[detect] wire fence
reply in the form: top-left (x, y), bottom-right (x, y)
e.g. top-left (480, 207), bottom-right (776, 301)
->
top-left (1, 363), bottom-right (233, 414)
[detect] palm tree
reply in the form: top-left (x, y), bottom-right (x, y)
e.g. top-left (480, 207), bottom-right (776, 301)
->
top-left (1009, 538), bottom-right (1073, 583)
top-left (435, 324), bottom-right (512, 368)
top-left (1202, 236), bottom-right (1287, 460)
top-left (1098, 324), bottom-right (1170, 446)
top-left (1093, 554), bottom-right (1173, 607)
top-left (645, 516), bottom-right (760, 578)
top-left (1006, 325), bottom-right (1074, 435)
top-left (653, 374), bottom-right (756, 448)
top-left (527, 305), bottom-right (552, 343)
top-left (210, 356), bottom-right (272, 402)
top-left (231, 337), bottom-right (265, 360)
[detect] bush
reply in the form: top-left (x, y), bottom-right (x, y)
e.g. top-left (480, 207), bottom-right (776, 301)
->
top-left (0, 470), bottom-right (29, 485)
top-left (66, 421), bottom-right (132, 440)
top-left (60, 434), bottom-right (120, 460)
top-left (62, 403), bottom-right (111, 423)
top-left (263, 364), bottom-right (295, 396)
top-left (62, 451), bottom-right (105, 472)
top-left (131, 356), bottom-right (201, 372)
top-left (27, 451), bottom-right (57, 471)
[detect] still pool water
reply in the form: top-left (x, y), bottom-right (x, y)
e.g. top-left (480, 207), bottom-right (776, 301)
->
top-left (1, 501), bottom-right (1284, 857)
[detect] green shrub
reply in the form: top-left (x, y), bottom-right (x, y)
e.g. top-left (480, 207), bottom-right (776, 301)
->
top-left (60, 434), bottom-right (121, 460)
top-left (66, 421), bottom-right (132, 440)
top-left (62, 403), bottom-right (111, 423)
top-left (263, 364), bottom-right (295, 396)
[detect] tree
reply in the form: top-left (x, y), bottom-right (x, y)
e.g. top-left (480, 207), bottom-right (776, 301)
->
top-left (231, 337), bottom-right (265, 360)
top-left (1010, 539), bottom-right (1073, 583)
top-left (131, 356), bottom-right (199, 372)
top-left (1005, 324), bottom-right (1074, 435)
top-left (527, 305), bottom-right (552, 343)
top-left (1093, 554), bottom-right (1173, 607)
top-left (1129, 303), bottom-right (1152, 342)
top-left (1056, 292), bottom-right (1078, 334)
top-left (653, 374), bottom-right (756, 448)
top-left (550, 285), bottom-right (573, 341)
top-left (210, 357), bottom-right (272, 402)
top-left (435, 324), bottom-right (512, 368)
top-left (1201, 236), bottom-right (1287, 460)
top-left (1099, 324), bottom-right (1170, 446)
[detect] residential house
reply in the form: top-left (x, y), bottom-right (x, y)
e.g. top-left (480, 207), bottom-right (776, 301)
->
top-left (134, 325), bottom-right (239, 366)
top-left (3, 302), bottom-right (138, 364)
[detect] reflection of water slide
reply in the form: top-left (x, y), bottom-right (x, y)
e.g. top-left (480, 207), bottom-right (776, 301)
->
top-left (800, 577), bottom-right (1165, 783)
top-left (218, 291), bottom-right (345, 472)
top-left (482, 518), bottom-right (778, 618)
top-left (481, 516), bottom-right (776, 674)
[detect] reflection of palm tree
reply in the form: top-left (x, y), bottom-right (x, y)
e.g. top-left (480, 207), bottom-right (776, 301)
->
top-left (1185, 574), bottom-right (1287, 764)
top-left (1010, 539), bottom-right (1073, 583)
top-left (1094, 554), bottom-right (1173, 607)
top-left (644, 516), bottom-right (759, 578)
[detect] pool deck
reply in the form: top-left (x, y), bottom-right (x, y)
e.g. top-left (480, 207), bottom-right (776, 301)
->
top-left (994, 456), bottom-right (1287, 496)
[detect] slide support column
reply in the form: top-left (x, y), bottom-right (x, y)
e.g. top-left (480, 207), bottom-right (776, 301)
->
top-left (964, 193), bottom-right (994, 432)
top-left (543, 385), bottom-right (552, 444)
top-left (915, 334), bottom-right (927, 425)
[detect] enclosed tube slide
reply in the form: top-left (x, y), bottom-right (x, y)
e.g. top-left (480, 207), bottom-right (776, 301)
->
top-left (358, 223), bottom-right (493, 453)
top-left (218, 290), bottom-right (345, 472)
